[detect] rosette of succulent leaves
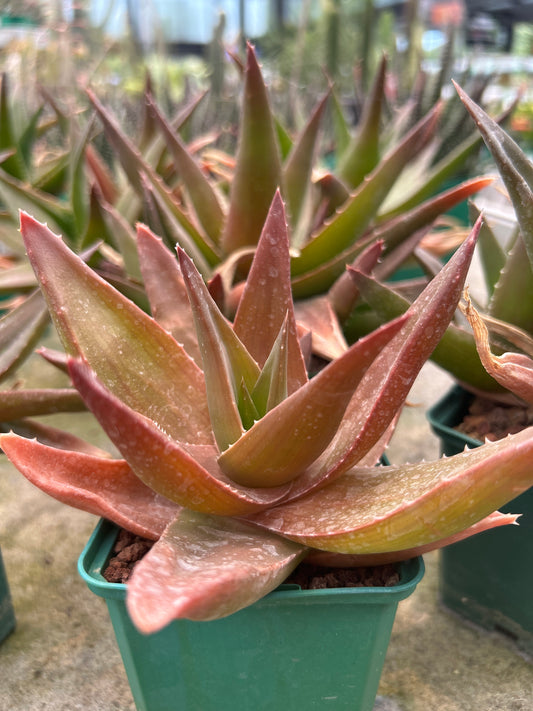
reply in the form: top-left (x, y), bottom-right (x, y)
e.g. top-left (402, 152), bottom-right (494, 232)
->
top-left (351, 81), bottom-right (533, 407)
top-left (0, 45), bottom-right (502, 438)
top-left (1, 191), bottom-right (533, 633)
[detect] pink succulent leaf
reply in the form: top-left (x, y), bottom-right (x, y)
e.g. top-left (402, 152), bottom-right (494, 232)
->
top-left (312, 172), bottom-right (350, 226)
top-left (244, 427), bottom-right (533, 553)
top-left (217, 314), bottom-right (408, 488)
top-left (136, 223), bottom-right (202, 365)
top-left (294, 295), bottom-right (348, 361)
top-left (85, 143), bottom-right (119, 205)
top-left (289, 218), bottom-right (482, 495)
top-left (1, 418), bottom-right (111, 455)
top-left (98, 198), bottom-right (141, 279)
top-left (0, 433), bottom-right (178, 539)
top-left (305, 512), bottom-right (519, 566)
top-left (373, 225), bottom-right (433, 282)
top-left (461, 290), bottom-right (533, 404)
top-left (19, 212), bottom-right (212, 445)
top-left (178, 247), bottom-right (260, 451)
top-left (327, 239), bottom-right (384, 325)
top-left (86, 88), bottom-right (144, 194)
top-left (126, 510), bottom-right (307, 630)
top-left (68, 357), bottom-right (292, 515)
top-left (233, 190), bottom-right (308, 392)
top-left (145, 93), bottom-right (225, 243)
top-left (0, 290), bottom-right (49, 381)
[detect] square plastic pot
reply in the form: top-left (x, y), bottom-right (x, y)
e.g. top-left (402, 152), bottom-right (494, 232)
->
top-left (79, 519), bottom-right (424, 711)
top-left (427, 385), bottom-right (533, 655)
top-left (0, 547), bottom-right (15, 644)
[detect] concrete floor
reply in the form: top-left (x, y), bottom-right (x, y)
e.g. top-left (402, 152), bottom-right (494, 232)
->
top-left (0, 344), bottom-right (532, 709)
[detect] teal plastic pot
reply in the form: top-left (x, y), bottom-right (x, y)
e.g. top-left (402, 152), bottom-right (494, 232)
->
top-left (0, 547), bottom-right (15, 643)
top-left (428, 385), bottom-right (533, 655)
top-left (79, 519), bottom-right (424, 711)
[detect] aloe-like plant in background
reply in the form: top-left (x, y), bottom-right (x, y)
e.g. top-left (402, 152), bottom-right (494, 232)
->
top-left (2, 195), bottom-right (533, 632)
top-left (350, 82), bottom-right (533, 401)
top-left (0, 44), bottom-right (494, 440)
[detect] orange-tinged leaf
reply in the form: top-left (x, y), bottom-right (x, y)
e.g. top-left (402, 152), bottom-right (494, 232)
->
top-left (68, 358), bottom-right (292, 515)
top-left (461, 290), bottom-right (533, 404)
top-left (289, 218), bottom-right (481, 496)
top-left (0, 290), bottom-right (49, 381)
top-left (327, 239), bottom-right (384, 325)
top-left (20, 212), bottom-right (212, 445)
top-left (0, 432), bottom-right (178, 539)
top-left (245, 428), bottom-right (533, 553)
top-left (217, 315), bottom-right (407, 488)
top-left (127, 511), bottom-right (306, 630)
top-left (290, 176), bottom-right (492, 299)
top-left (136, 223), bottom-right (202, 366)
top-left (305, 512), bottom-right (519, 566)
top-left (88, 89), bottom-right (220, 270)
top-left (233, 191), bottom-right (307, 392)
top-left (294, 295), bottom-right (348, 360)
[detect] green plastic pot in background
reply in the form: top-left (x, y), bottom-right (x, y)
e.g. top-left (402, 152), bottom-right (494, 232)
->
top-left (0, 547), bottom-right (15, 643)
top-left (79, 519), bottom-right (424, 711)
top-left (428, 385), bottom-right (533, 656)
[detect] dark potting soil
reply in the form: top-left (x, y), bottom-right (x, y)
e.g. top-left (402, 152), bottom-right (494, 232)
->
top-left (103, 530), bottom-right (400, 589)
top-left (456, 396), bottom-right (533, 442)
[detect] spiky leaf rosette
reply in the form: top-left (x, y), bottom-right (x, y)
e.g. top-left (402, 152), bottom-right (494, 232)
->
top-left (2, 202), bottom-right (533, 631)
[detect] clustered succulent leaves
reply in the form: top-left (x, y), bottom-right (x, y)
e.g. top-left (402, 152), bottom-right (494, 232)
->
top-left (0, 44), bottom-right (495, 438)
top-left (455, 82), bottom-right (533, 406)
top-left (2, 198), bottom-right (533, 632)
top-left (1, 41), bottom-right (532, 633)
top-left (352, 81), bottom-right (533, 403)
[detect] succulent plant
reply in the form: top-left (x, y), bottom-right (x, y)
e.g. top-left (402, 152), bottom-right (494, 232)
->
top-left (2, 197), bottom-right (533, 633)
top-left (0, 44), bottom-right (494, 439)
top-left (350, 83), bottom-right (533, 401)
top-left (445, 85), bottom-right (533, 411)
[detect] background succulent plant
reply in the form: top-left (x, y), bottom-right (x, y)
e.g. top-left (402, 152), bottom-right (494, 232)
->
top-left (0, 43), bottom-right (494, 439)
top-left (350, 84), bottom-right (533, 402)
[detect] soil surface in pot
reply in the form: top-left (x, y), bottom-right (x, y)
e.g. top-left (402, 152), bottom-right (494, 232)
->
top-left (456, 396), bottom-right (533, 441)
top-left (103, 530), bottom-right (400, 589)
